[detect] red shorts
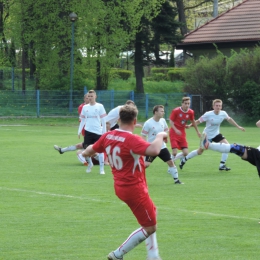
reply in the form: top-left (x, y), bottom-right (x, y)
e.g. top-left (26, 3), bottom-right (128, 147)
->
top-left (115, 185), bottom-right (157, 227)
top-left (169, 128), bottom-right (188, 150)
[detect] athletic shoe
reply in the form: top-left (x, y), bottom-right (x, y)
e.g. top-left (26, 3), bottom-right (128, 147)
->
top-left (219, 165), bottom-right (231, 171)
top-left (179, 159), bottom-right (185, 169)
top-left (200, 133), bottom-right (209, 150)
top-left (86, 162), bottom-right (93, 173)
top-left (54, 145), bottom-right (63, 154)
top-left (174, 179), bottom-right (184, 184)
top-left (100, 170), bottom-right (105, 175)
top-left (107, 251), bottom-right (123, 260)
top-left (146, 257), bottom-right (162, 260)
top-left (77, 153), bottom-right (88, 165)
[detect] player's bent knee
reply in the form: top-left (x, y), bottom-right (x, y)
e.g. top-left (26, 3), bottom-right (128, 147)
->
top-left (230, 143), bottom-right (245, 157)
top-left (143, 225), bottom-right (157, 236)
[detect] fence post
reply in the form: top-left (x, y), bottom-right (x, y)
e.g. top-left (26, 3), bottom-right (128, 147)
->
top-left (145, 94), bottom-right (149, 119)
top-left (130, 90), bottom-right (134, 101)
top-left (36, 90), bottom-right (40, 118)
top-left (84, 86), bottom-right (87, 94)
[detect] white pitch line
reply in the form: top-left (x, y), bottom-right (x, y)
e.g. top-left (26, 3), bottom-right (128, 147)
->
top-left (1, 187), bottom-right (259, 221)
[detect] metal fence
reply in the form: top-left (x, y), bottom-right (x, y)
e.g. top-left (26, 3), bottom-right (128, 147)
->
top-left (0, 88), bottom-right (202, 119)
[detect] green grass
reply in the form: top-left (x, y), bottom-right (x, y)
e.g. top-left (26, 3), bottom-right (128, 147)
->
top-left (1, 120), bottom-right (260, 260)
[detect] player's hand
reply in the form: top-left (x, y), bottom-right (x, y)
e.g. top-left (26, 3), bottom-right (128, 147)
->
top-left (239, 126), bottom-right (245, 131)
top-left (78, 134), bottom-right (81, 139)
top-left (175, 129), bottom-right (181, 136)
top-left (197, 132), bottom-right (201, 138)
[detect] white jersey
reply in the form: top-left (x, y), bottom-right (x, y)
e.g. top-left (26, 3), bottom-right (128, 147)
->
top-left (141, 117), bottom-right (168, 149)
top-left (78, 103), bottom-right (107, 135)
top-left (104, 105), bottom-right (122, 128)
top-left (199, 110), bottom-right (230, 139)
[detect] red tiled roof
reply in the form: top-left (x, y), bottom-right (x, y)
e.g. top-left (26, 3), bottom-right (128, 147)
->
top-left (179, 0), bottom-right (260, 45)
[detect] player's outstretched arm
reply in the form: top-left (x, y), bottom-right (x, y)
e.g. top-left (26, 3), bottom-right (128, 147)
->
top-left (82, 145), bottom-right (96, 158)
top-left (145, 132), bottom-right (167, 156)
top-left (227, 117), bottom-right (245, 131)
top-left (190, 119), bottom-right (201, 137)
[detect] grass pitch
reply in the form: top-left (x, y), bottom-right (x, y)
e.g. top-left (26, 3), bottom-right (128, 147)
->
top-left (1, 118), bottom-right (260, 260)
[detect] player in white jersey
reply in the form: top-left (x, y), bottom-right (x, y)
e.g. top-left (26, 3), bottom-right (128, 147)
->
top-left (179, 99), bottom-right (245, 171)
top-left (141, 105), bottom-right (183, 184)
top-left (105, 100), bottom-right (142, 130)
top-left (54, 90), bottom-right (107, 174)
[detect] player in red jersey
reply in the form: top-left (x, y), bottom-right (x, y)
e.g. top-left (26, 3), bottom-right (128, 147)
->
top-left (169, 97), bottom-right (201, 166)
top-left (82, 105), bottom-right (166, 260)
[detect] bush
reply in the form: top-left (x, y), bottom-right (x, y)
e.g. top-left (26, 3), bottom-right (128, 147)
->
top-left (168, 68), bottom-right (185, 81)
top-left (113, 69), bottom-right (132, 80)
top-left (152, 73), bottom-right (167, 81)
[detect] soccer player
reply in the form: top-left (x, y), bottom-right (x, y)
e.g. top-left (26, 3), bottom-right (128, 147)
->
top-left (179, 99), bottom-right (245, 171)
top-left (105, 100), bottom-right (142, 130)
top-left (78, 89), bottom-right (107, 174)
top-left (54, 90), bottom-right (107, 174)
top-left (169, 96), bottom-right (201, 165)
top-left (141, 105), bottom-right (182, 184)
top-left (81, 104), bottom-right (165, 260)
top-left (200, 132), bottom-right (260, 177)
top-left (54, 94), bottom-right (89, 165)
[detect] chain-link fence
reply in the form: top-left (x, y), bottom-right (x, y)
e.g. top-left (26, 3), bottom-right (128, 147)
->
top-left (0, 89), bottom-right (203, 119)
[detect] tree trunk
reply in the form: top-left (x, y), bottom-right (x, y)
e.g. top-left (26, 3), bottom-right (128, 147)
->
top-left (134, 32), bottom-right (144, 93)
top-left (96, 59), bottom-right (102, 90)
top-left (176, 0), bottom-right (188, 36)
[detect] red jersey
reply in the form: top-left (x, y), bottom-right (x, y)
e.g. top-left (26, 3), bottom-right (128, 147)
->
top-left (78, 103), bottom-right (85, 115)
top-left (78, 103), bottom-right (86, 136)
top-left (169, 107), bottom-right (195, 130)
top-left (93, 129), bottom-right (150, 187)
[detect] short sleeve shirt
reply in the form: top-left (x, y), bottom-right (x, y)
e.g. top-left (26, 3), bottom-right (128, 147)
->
top-left (80, 103), bottom-right (107, 135)
top-left (104, 106), bottom-right (122, 128)
top-left (199, 110), bottom-right (230, 139)
top-left (93, 129), bottom-right (150, 187)
top-left (141, 118), bottom-right (168, 149)
top-left (169, 107), bottom-right (195, 131)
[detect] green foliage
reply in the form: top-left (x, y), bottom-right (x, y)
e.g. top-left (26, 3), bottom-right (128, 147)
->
top-left (168, 68), bottom-right (185, 81)
top-left (183, 47), bottom-right (260, 119)
top-left (112, 69), bottom-right (132, 80)
top-left (152, 72), bottom-right (167, 81)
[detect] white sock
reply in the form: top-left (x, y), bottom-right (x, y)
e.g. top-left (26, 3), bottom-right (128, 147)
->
top-left (168, 166), bottom-right (178, 179)
top-left (145, 232), bottom-right (159, 258)
top-left (99, 153), bottom-right (104, 171)
top-left (208, 143), bottom-right (231, 153)
top-left (61, 145), bottom-right (76, 153)
top-left (85, 156), bottom-right (93, 166)
top-left (221, 153), bottom-right (228, 163)
top-left (186, 150), bottom-right (199, 160)
top-left (77, 153), bottom-right (86, 164)
top-left (172, 152), bottom-right (183, 161)
top-left (114, 227), bottom-right (148, 258)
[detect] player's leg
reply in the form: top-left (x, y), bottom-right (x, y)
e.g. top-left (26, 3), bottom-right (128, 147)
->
top-left (145, 156), bottom-right (155, 168)
top-left (77, 149), bottom-right (88, 165)
top-left (108, 191), bottom-right (159, 259)
top-left (54, 142), bottom-right (83, 154)
top-left (159, 148), bottom-right (183, 184)
top-left (179, 148), bottom-right (204, 169)
top-left (214, 135), bottom-right (231, 171)
top-left (83, 131), bottom-right (94, 173)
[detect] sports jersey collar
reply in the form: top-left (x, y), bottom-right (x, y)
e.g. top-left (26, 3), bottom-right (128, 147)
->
top-left (115, 128), bottom-right (133, 134)
top-left (180, 106), bottom-right (189, 113)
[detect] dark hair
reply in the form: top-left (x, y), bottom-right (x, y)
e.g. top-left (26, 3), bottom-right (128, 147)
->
top-left (119, 105), bottom-right (138, 124)
top-left (153, 105), bottom-right (164, 114)
top-left (182, 97), bottom-right (190, 103)
top-left (125, 100), bottom-right (135, 106)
